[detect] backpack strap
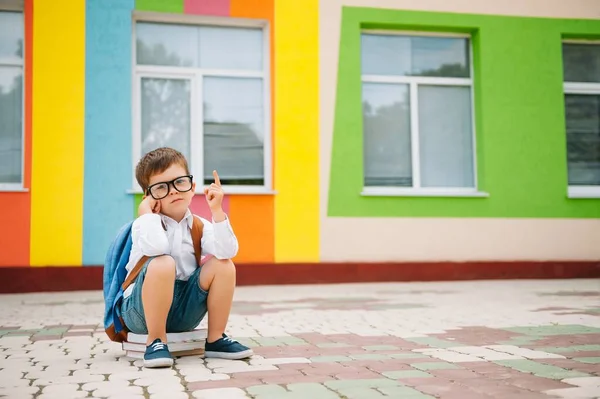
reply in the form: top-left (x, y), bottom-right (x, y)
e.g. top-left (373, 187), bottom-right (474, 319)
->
top-left (191, 216), bottom-right (204, 266)
top-left (122, 255), bottom-right (149, 290)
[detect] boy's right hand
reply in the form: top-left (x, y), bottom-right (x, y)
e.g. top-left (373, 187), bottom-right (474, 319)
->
top-left (139, 195), bottom-right (161, 216)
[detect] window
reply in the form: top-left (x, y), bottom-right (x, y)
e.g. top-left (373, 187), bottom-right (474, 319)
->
top-left (0, 10), bottom-right (24, 187)
top-left (360, 32), bottom-right (477, 194)
top-left (562, 42), bottom-right (600, 198)
top-left (133, 19), bottom-right (270, 192)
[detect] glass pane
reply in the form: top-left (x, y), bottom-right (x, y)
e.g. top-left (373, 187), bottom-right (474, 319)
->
top-left (565, 94), bottom-right (600, 186)
top-left (141, 78), bottom-right (191, 164)
top-left (361, 34), bottom-right (411, 76)
top-left (563, 43), bottom-right (600, 83)
top-left (0, 67), bottom-right (23, 183)
top-left (0, 12), bottom-right (23, 61)
top-left (136, 22), bottom-right (198, 67)
top-left (418, 85), bottom-right (474, 188)
top-left (411, 37), bottom-right (470, 77)
top-left (203, 77), bottom-right (264, 185)
top-left (199, 26), bottom-right (262, 70)
top-left (362, 83), bottom-right (412, 186)
top-left (361, 34), bottom-right (469, 78)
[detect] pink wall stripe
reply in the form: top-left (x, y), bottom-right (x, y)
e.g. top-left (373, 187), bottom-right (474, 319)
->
top-left (184, 0), bottom-right (230, 16)
top-left (190, 194), bottom-right (230, 264)
top-left (190, 194), bottom-right (230, 221)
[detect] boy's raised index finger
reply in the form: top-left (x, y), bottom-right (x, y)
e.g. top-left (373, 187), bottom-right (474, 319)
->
top-left (213, 170), bottom-right (221, 186)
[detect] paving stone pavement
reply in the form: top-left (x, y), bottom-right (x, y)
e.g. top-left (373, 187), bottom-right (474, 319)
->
top-left (0, 279), bottom-right (599, 398)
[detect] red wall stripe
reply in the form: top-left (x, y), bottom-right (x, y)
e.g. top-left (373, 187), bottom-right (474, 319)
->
top-left (0, 0), bottom-right (32, 267)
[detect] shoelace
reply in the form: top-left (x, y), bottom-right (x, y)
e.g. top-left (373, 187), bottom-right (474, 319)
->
top-left (151, 342), bottom-right (166, 351)
top-left (221, 337), bottom-right (239, 346)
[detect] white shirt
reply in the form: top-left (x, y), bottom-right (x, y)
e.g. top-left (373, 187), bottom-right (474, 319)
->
top-left (123, 209), bottom-right (238, 298)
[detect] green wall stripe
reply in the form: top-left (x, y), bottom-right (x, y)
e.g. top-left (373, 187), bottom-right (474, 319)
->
top-left (328, 7), bottom-right (600, 218)
top-left (136, 0), bottom-right (183, 13)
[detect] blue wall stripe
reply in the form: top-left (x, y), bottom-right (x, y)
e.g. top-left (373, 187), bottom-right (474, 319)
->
top-left (83, 0), bottom-right (135, 265)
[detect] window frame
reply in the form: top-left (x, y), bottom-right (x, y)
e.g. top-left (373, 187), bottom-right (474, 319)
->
top-left (562, 39), bottom-right (600, 199)
top-left (131, 12), bottom-right (272, 195)
top-left (0, 6), bottom-right (26, 191)
top-left (359, 30), bottom-right (483, 198)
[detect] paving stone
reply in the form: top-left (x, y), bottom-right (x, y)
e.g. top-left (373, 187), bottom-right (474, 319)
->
top-left (388, 353), bottom-right (429, 359)
top-left (382, 370), bottom-right (432, 379)
top-left (484, 345), bottom-right (566, 359)
top-left (504, 325), bottom-right (600, 336)
top-left (337, 387), bottom-right (386, 398)
top-left (310, 355), bottom-right (352, 363)
top-left (41, 384), bottom-right (80, 394)
top-left (412, 362), bottom-right (461, 371)
top-left (213, 364), bottom-right (278, 374)
top-left (147, 383), bottom-right (185, 394)
top-left (574, 357), bottom-right (600, 364)
top-left (545, 386), bottom-right (600, 398)
top-left (317, 343), bottom-right (352, 348)
top-left (495, 359), bottom-right (591, 380)
top-left (450, 346), bottom-right (525, 360)
top-left (404, 337), bottom-right (461, 348)
top-left (247, 384), bottom-right (288, 396)
top-left (561, 377), bottom-right (600, 387)
top-left (417, 349), bottom-right (484, 363)
top-left (362, 345), bottom-right (399, 351)
top-left (93, 386), bottom-right (144, 398)
top-left (185, 373), bottom-right (230, 383)
top-left (377, 386), bottom-right (432, 397)
top-left (38, 392), bottom-right (88, 399)
top-left (150, 392), bottom-right (190, 399)
top-left (324, 378), bottom-right (400, 390)
top-left (251, 357), bottom-right (311, 365)
top-left (349, 354), bottom-right (389, 361)
top-left (192, 387), bottom-right (249, 398)
top-left (0, 386), bottom-right (40, 398)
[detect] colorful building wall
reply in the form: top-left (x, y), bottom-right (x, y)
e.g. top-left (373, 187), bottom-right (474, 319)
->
top-left (0, 0), bottom-right (598, 269)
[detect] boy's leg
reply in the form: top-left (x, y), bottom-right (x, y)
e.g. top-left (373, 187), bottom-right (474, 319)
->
top-left (199, 258), bottom-right (236, 343)
top-left (142, 255), bottom-right (176, 344)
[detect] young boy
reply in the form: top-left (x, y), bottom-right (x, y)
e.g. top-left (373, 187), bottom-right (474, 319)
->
top-left (121, 147), bottom-right (252, 368)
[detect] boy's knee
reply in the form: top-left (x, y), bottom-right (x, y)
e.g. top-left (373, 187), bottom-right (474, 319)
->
top-left (215, 259), bottom-right (235, 275)
top-left (147, 255), bottom-right (176, 276)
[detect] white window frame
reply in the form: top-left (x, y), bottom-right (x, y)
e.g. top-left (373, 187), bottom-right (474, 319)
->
top-left (0, 6), bottom-right (26, 192)
top-left (131, 12), bottom-right (273, 195)
top-left (563, 40), bottom-right (600, 199)
top-left (360, 30), bottom-right (486, 198)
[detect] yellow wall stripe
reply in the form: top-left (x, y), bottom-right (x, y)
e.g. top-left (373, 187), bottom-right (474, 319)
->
top-left (31, 0), bottom-right (85, 266)
top-left (274, 0), bottom-right (320, 262)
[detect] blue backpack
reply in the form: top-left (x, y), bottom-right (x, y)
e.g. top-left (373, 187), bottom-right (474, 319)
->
top-left (102, 218), bottom-right (203, 342)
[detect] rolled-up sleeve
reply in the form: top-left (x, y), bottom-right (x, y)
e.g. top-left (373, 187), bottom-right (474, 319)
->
top-left (132, 214), bottom-right (169, 256)
top-left (199, 215), bottom-right (239, 259)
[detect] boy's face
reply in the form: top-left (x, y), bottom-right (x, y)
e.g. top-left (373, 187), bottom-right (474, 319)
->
top-left (146, 163), bottom-right (196, 219)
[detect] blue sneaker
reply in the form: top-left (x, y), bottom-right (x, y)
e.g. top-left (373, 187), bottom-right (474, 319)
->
top-left (205, 334), bottom-right (253, 360)
top-left (143, 338), bottom-right (173, 368)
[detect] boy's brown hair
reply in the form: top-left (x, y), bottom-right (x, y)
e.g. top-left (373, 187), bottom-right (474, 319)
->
top-left (135, 147), bottom-right (190, 192)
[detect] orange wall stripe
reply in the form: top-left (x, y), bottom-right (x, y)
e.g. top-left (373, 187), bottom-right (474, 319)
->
top-left (0, 0), bottom-right (32, 267)
top-left (229, 195), bottom-right (275, 263)
top-left (229, 0), bottom-right (275, 264)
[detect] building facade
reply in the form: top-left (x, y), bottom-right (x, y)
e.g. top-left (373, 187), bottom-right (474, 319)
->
top-left (0, 0), bottom-right (599, 274)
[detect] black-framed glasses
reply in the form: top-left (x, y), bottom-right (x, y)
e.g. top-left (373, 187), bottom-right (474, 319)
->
top-left (146, 175), bottom-right (194, 200)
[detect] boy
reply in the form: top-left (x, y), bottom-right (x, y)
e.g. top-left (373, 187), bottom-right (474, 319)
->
top-left (121, 147), bottom-right (252, 368)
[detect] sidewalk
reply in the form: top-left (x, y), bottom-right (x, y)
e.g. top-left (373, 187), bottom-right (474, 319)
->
top-left (0, 279), bottom-right (599, 398)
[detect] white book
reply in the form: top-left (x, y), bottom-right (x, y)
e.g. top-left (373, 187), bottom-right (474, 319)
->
top-left (122, 340), bottom-right (205, 352)
top-left (126, 327), bottom-right (208, 344)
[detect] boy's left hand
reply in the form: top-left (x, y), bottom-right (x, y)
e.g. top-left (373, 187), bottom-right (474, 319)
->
top-left (204, 170), bottom-right (226, 221)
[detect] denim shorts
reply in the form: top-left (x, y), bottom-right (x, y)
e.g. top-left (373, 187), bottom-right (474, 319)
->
top-left (121, 256), bottom-right (209, 334)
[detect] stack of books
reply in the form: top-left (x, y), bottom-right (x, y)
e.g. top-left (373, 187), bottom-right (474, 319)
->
top-left (121, 327), bottom-right (208, 359)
